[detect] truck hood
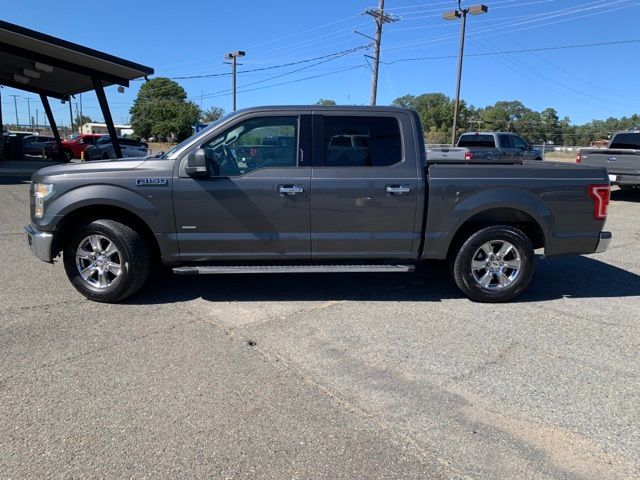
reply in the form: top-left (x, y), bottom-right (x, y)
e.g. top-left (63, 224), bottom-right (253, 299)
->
top-left (33, 158), bottom-right (148, 181)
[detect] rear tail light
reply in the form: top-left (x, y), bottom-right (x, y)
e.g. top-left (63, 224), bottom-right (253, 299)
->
top-left (576, 151), bottom-right (582, 164)
top-left (588, 184), bottom-right (610, 220)
top-left (464, 152), bottom-right (474, 160)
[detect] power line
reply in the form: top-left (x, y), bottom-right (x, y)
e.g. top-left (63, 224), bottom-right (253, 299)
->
top-left (163, 45), bottom-right (369, 80)
top-left (382, 39), bottom-right (640, 64)
top-left (383, 0), bottom-right (633, 52)
top-left (195, 50), bottom-right (368, 101)
top-left (198, 65), bottom-right (367, 100)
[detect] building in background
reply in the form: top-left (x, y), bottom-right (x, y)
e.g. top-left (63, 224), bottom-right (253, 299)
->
top-left (81, 123), bottom-right (133, 137)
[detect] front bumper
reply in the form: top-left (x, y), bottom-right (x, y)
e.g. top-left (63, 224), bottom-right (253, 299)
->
top-left (25, 225), bottom-right (54, 263)
top-left (594, 231), bottom-right (612, 254)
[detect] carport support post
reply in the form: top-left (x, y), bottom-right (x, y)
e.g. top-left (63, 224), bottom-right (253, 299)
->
top-left (92, 77), bottom-right (122, 158)
top-left (40, 94), bottom-right (64, 160)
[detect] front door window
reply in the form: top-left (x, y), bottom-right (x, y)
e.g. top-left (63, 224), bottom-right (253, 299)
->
top-left (201, 116), bottom-right (298, 176)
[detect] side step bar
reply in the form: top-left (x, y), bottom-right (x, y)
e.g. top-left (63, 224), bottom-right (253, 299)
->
top-left (173, 264), bottom-right (415, 275)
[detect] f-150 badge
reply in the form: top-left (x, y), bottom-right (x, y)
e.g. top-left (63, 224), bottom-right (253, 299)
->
top-left (136, 178), bottom-right (168, 186)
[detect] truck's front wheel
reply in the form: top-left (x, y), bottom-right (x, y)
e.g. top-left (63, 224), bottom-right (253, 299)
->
top-left (63, 219), bottom-right (150, 303)
top-left (451, 225), bottom-right (535, 303)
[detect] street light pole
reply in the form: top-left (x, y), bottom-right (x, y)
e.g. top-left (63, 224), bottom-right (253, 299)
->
top-left (444, 2), bottom-right (488, 145)
top-left (225, 51), bottom-right (245, 111)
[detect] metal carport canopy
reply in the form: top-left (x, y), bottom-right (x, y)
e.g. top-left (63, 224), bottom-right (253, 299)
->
top-left (0, 20), bottom-right (154, 158)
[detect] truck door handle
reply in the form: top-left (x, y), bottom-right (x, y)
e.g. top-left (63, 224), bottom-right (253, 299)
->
top-left (386, 185), bottom-right (411, 195)
top-left (278, 185), bottom-right (305, 195)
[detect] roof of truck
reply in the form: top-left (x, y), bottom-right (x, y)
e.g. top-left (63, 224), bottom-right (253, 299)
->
top-left (232, 105), bottom-right (412, 114)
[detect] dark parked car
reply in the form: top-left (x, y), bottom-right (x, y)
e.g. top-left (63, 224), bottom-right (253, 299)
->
top-left (22, 135), bottom-right (57, 156)
top-left (25, 106), bottom-right (611, 304)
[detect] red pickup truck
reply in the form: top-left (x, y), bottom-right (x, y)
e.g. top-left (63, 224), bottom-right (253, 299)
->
top-left (46, 134), bottom-right (105, 161)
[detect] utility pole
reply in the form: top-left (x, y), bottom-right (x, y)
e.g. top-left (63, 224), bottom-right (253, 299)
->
top-left (364, 0), bottom-right (397, 106)
top-left (68, 99), bottom-right (74, 133)
top-left (25, 97), bottom-right (32, 130)
top-left (224, 51), bottom-right (245, 111)
top-left (443, 2), bottom-right (488, 144)
top-left (10, 94), bottom-right (19, 127)
top-left (79, 93), bottom-right (83, 126)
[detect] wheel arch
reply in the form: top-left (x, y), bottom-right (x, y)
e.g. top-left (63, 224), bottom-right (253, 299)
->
top-left (53, 204), bottom-right (160, 263)
top-left (446, 207), bottom-right (546, 260)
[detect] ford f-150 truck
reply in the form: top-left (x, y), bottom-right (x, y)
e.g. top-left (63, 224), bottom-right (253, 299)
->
top-left (25, 106), bottom-right (612, 304)
top-left (427, 132), bottom-right (543, 162)
top-left (577, 130), bottom-right (640, 189)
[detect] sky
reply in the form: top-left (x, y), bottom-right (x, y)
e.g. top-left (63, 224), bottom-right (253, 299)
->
top-left (2, 0), bottom-right (639, 130)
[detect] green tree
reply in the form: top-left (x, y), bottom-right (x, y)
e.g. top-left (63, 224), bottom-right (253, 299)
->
top-left (540, 108), bottom-right (562, 144)
top-left (393, 92), bottom-right (473, 143)
top-left (74, 114), bottom-right (92, 130)
top-left (316, 99), bottom-right (337, 106)
top-left (130, 77), bottom-right (201, 141)
top-left (200, 106), bottom-right (225, 123)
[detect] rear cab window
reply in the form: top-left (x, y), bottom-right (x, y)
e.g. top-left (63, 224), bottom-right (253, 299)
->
top-left (609, 133), bottom-right (640, 149)
top-left (321, 116), bottom-right (402, 167)
top-left (458, 134), bottom-right (496, 148)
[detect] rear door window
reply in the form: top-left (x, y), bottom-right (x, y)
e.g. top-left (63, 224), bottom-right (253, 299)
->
top-left (498, 134), bottom-right (512, 148)
top-left (609, 133), bottom-right (640, 149)
top-left (458, 134), bottom-right (496, 148)
top-left (322, 116), bottom-right (402, 167)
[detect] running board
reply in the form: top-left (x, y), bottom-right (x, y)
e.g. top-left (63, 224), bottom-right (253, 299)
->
top-left (172, 264), bottom-right (415, 275)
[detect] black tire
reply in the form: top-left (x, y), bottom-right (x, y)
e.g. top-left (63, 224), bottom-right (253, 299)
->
top-left (102, 152), bottom-right (109, 160)
top-left (63, 149), bottom-right (73, 162)
top-left (63, 219), bottom-right (150, 303)
top-left (450, 225), bottom-right (535, 303)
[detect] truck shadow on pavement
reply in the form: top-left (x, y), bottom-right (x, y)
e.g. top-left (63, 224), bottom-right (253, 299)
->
top-left (130, 255), bottom-right (640, 305)
top-left (611, 188), bottom-right (640, 203)
top-left (0, 174), bottom-right (32, 185)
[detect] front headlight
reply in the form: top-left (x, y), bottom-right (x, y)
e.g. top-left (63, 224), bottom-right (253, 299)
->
top-left (33, 183), bottom-right (54, 219)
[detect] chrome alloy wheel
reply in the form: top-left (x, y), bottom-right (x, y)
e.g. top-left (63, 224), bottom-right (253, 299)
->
top-left (75, 235), bottom-right (122, 289)
top-left (470, 240), bottom-right (522, 290)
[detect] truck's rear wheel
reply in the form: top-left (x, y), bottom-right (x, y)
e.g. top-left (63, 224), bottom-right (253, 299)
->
top-left (451, 225), bottom-right (535, 303)
top-left (63, 219), bottom-right (150, 303)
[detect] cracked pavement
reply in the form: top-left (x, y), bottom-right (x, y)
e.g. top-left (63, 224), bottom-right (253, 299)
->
top-left (1, 175), bottom-right (639, 479)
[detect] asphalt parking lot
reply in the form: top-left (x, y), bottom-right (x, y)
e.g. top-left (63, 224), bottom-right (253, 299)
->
top-left (1, 174), bottom-right (639, 479)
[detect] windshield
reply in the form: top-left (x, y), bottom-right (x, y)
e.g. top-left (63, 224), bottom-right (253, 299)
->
top-left (68, 133), bottom-right (81, 141)
top-left (160, 114), bottom-right (233, 159)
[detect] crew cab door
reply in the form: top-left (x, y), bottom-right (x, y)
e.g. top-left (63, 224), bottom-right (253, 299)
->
top-left (497, 134), bottom-right (517, 160)
top-left (173, 113), bottom-right (312, 261)
top-left (510, 134), bottom-right (529, 160)
top-left (310, 112), bottom-right (422, 259)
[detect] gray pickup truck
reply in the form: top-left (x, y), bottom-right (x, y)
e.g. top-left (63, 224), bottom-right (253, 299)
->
top-left (26, 106), bottom-right (611, 304)
top-left (577, 130), bottom-right (640, 189)
top-left (427, 132), bottom-right (543, 162)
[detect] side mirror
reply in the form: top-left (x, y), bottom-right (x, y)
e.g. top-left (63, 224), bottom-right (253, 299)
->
top-left (185, 148), bottom-right (208, 177)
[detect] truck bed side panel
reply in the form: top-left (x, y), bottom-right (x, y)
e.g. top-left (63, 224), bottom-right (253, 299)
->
top-left (423, 162), bottom-right (609, 259)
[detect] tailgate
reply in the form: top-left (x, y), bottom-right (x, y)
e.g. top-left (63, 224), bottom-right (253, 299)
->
top-left (581, 149), bottom-right (640, 176)
top-left (426, 147), bottom-right (466, 161)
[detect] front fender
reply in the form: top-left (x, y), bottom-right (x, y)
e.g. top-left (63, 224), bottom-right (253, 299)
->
top-left (36, 184), bottom-right (174, 234)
